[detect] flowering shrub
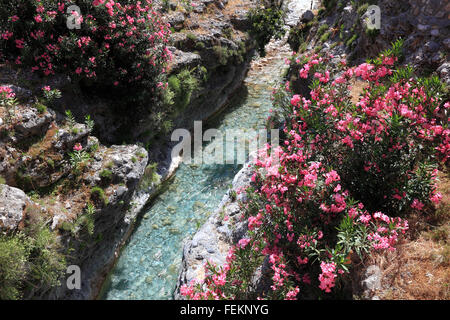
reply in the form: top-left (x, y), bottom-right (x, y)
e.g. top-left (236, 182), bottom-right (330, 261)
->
top-left (41, 86), bottom-right (61, 107)
top-left (0, 85), bottom-right (17, 122)
top-left (69, 143), bottom-right (90, 172)
top-left (181, 41), bottom-right (448, 300)
top-left (0, 0), bottom-right (171, 97)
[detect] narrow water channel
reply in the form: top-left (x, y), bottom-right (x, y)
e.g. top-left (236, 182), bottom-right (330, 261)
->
top-left (102, 0), bottom-right (313, 300)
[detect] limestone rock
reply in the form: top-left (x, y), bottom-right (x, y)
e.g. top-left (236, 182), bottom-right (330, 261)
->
top-left (53, 123), bottom-right (90, 151)
top-left (13, 105), bottom-right (55, 140)
top-left (167, 11), bottom-right (185, 31)
top-left (230, 9), bottom-right (251, 30)
top-left (361, 265), bottom-right (382, 296)
top-left (0, 184), bottom-right (30, 231)
top-left (301, 10), bottom-right (315, 23)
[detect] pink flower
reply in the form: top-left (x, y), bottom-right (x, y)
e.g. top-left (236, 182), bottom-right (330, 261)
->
top-left (93, 0), bottom-right (105, 6)
top-left (324, 170), bottom-right (340, 185)
top-left (237, 238), bottom-right (251, 249)
top-left (430, 192), bottom-right (442, 204)
top-left (73, 143), bottom-right (83, 152)
top-left (290, 94), bottom-right (301, 106)
top-left (410, 199), bottom-right (425, 211)
top-left (15, 39), bottom-right (25, 49)
top-left (285, 287), bottom-right (300, 300)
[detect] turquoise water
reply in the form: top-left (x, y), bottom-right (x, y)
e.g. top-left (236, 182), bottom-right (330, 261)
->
top-left (102, 31), bottom-right (294, 300)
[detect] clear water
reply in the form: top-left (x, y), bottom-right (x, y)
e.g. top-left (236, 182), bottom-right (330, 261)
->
top-left (102, 0), bottom-right (311, 300)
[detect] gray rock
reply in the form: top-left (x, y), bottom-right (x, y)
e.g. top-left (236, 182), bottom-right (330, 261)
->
top-left (301, 10), bottom-right (314, 23)
top-left (443, 38), bottom-right (450, 50)
top-left (116, 186), bottom-right (128, 198)
top-left (430, 29), bottom-right (440, 36)
top-left (13, 106), bottom-right (54, 139)
top-left (167, 12), bottom-right (185, 31)
top-left (417, 24), bottom-right (430, 32)
top-left (231, 10), bottom-right (251, 30)
top-left (361, 265), bottom-right (382, 293)
top-left (0, 184), bottom-right (29, 231)
top-left (53, 123), bottom-right (90, 151)
top-left (168, 49), bottom-right (201, 74)
top-left (425, 40), bottom-right (440, 52)
top-left (107, 145), bottom-right (148, 186)
top-left (193, 3), bottom-right (206, 13)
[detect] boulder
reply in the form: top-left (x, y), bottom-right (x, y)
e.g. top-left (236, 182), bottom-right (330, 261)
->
top-left (53, 123), bottom-right (90, 151)
top-left (361, 265), bottom-right (382, 296)
top-left (0, 184), bottom-right (30, 231)
top-left (301, 10), bottom-right (315, 23)
top-left (13, 105), bottom-right (55, 140)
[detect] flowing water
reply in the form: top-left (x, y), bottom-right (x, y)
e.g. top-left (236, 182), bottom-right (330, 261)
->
top-left (102, 0), bottom-right (313, 300)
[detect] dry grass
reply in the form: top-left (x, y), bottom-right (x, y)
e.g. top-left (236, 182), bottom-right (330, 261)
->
top-left (180, 0), bottom-right (247, 38)
top-left (365, 169), bottom-right (450, 300)
top-left (27, 122), bottom-right (59, 158)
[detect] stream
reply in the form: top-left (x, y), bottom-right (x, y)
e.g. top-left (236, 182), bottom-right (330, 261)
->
top-left (102, 0), bottom-right (315, 300)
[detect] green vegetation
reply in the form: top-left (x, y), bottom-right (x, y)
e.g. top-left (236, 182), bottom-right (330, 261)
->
top-left (136, 151), bottom-right (146, 159)
top-left (167, 69), bottom-right (199, 114)
top-left (195, 41), bottom-right (206, 51)
top-left (320, 31), bottom-right (331, 43)
top-left (317, 24), bottom-right (329, 37)
top-left (35, 102), bottom-right (47, 114)
top-left (213, 45), bottom-right (234, 66)
top-left (346, 34), bottom-right (359, 48)
top-left (65, 110), bottom-right (76, 130)
top-left (186, 33), bottom-right (197, 41)
top-left (139, 163), bottom-right (161, 190)
top-left (357, 3), bottom-right (369, 16)
top-left (90, 186), bottom-right (108, 206)
top-left (84, 114), bottom-right (95, 132)
top-left (99, 169), bottom-right (113, 183)
top-left (0, 206), bottom-right (66, 300)
top-left (60, 203), bottom-right (96, 237)
top-left (248, 3), bottom-right (285, 56)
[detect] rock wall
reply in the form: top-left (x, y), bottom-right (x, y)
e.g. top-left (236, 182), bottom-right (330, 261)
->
top-left (295, 0), bottom-right (449, 83)
top-left (0, 76), bottom-right (150, 299)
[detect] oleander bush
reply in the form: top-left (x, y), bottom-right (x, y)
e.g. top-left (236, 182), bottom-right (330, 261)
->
top-left (0, 0), bottom-right (171, 99)
top-left (181, 40), bottom-right (449, 300)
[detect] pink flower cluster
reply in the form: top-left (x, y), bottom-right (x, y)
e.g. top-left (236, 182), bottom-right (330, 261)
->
top-left (318, 262), bottom-right (337, 293)
top-left (0, 85), bottom-right (15, 99)
top-left (0, 0), bottom-right (171, 89)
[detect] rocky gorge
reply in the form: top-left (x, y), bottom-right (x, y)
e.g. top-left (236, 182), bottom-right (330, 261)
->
top-left (0, 0), bottom-right (262, 299)
top-left (174, 0), bottom-right (450, 300)
top-left (0, 0), bottom-right (448, 301)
